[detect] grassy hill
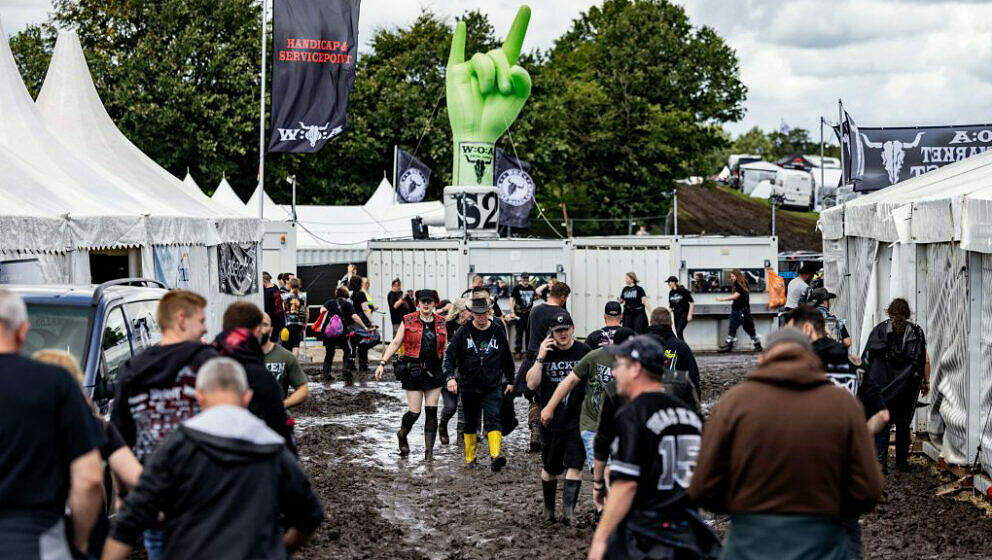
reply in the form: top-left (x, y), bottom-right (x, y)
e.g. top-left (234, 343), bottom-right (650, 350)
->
top-left (677, 183), bottom-right (821, 252)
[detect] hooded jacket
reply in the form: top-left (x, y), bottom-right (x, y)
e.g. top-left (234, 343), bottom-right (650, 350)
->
top-left (109, 405), bottom-right (323, 559)
top-left (442, 320), bottom-right (515, 392)
top-left (112, 341), bottom-right (218, 463)
top-left (862, 320), bottom-right (926, 423)
top-left (647, 324), bottom-right (701, 391)
top-left (688, 343), bottom-right (883, 519)
top-left (214, 329), bottom-right (295, 452)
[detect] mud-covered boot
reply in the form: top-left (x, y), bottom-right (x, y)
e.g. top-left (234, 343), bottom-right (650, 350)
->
top-left (424, 406), bottom-right (438, 461)
top-left (717, 337), bottom-right (736, 353)
top-left (542, 479), bottom-right (558, 523)
top-left (438, 417), bottom-right (450, 445)
top-left (397, 411), bottom-right (419, 456)
top-left (562, 479), bottom-right (581, 525)
top-left (751, 336), bottom-right (763, 352)
top-left (529, 421), bottom-right (542, 453)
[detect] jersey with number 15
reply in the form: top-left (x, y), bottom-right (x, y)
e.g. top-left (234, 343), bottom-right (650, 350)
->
top-left (609, 391), bottom-right (703, 514)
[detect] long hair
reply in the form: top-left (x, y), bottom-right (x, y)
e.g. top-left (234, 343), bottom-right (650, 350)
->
top-left (626, 272), bottom-right (639, 285)
top-left (446, 298), bottom-right (470, 323)
top-left (887, 298), bottom-right (911, 335)
top-left (731, 268), bottom-right (750, 293)
top-left (348, 274), bottom-right (363, 293)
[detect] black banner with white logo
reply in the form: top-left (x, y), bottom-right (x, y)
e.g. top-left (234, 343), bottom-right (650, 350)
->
top-left (395, 148), bottom-right (431, 203)
top-left (218, 243), bottom-right (258, 295)
top-left (834, 119), bottom-right (992, 192)
top-left (494, 147), bottom-right (534, 228)
top-left (268, 0), bottom-right (360, 153)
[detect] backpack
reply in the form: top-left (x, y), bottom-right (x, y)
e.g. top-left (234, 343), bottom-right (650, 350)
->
top-left (322, 300), bottom-right (345, 338)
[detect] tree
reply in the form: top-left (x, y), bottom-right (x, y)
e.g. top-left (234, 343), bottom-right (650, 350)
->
top-left (515, 0), bottom-right (746, 235)
top-left (732, 126), bottom-right (774, 157)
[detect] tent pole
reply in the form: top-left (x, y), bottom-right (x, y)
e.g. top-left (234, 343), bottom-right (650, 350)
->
top-left (258, 0), bottom-right (268, 220)
top-left (819, 117), bottom-right (825, 210)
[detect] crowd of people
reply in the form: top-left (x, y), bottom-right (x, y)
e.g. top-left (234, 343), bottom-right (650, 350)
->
top-left (0, 263), bottom-right (934, 560)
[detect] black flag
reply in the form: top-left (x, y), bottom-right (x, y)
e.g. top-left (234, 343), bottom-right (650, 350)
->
top-left (832, 110), bottom-right (865, 187)
top-left (395, 148), bottom-right (431, 203)
top-left (268, 0), bottom-right (360, 153)
top-left (494, 147), bottom-right (535, 228)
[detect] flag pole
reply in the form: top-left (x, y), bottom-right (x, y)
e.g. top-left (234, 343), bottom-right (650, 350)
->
top-left (819, 117), bottom-right (825, 210)
top-left (838, 99), bottom-right (846, 186)
top-left (392, 145), bottom-right (399, 204)
top-left (257, 0), bottom-right (268, 220)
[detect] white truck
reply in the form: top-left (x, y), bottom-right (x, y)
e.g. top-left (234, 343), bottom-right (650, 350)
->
top-left (775, 168), bottom-right (815, 211)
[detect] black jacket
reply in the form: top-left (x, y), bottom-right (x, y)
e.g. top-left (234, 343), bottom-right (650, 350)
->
top-left (812, 337), bottom-right (885, 419)
top-left (213, 329), bottom-right (295, 452)
top-left (112, 341), bottom-right (218, 463)
top-left (442, 321), bottom-right (515, 392)
top-left (646, 324), bottom-right (701, 391)
top-left (861, 320), bottom-right (926, 423)
top-left (109, 405), bottom-right (323, 559)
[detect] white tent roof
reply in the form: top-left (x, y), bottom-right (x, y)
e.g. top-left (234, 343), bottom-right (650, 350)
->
top-left (289, 178), bottom-right (447, 249)
top-left (739, 160), bottom-right (781, 172)
top-left (211, 176), bottom-right (253, 217)
top-left (820, 147), bottom-right (992, 252)
top-left (35, 32), bottom-right (261, 246)
top-left (246, 184), bottom-right (286, 220)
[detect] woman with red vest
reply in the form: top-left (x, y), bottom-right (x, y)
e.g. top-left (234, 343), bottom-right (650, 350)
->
top-left (375, 289), bottom-right (447, 460)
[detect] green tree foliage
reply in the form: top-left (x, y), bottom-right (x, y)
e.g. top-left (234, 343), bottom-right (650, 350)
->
top-left (10, 0), bottom-right (746, 235)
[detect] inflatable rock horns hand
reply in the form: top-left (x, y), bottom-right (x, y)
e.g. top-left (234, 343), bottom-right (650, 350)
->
top-left (446, 5), bottom-right (532, 186)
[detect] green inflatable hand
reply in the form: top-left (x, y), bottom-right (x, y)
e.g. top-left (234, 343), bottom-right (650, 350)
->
top-left (446, 6), bottom-right (532, 186)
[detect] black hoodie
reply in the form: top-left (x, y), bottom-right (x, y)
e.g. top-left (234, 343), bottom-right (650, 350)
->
top-left (112, 341), bottom-right (218, 463)
top-left (213, 328), bottom-right (295, 453)
top-left (109, 405), bottom-right (323, 559)
top-left (646, 324), bottom-right (700, 391)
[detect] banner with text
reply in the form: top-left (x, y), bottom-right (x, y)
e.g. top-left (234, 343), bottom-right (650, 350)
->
top-left (835, 122), bottom-right (992, 192)
top-left (493, 147), bottom-right (534, 228)
top-left (268, 0), bottom-right (360, 153)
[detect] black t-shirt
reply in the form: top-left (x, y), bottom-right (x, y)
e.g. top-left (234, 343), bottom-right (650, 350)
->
top-left (387, 290), bottom-right (413, 325)
top-left (351, 291), bottom-right (371, 327)
top-left (419, 318), bottom-right (442, 371)
top-left (586, 325), bottom-right (635, 348)
top-left (323, 298), bottom-right (357, 330)
top-left (526, 303), bottom-right (564, 355)
top-left (621, 285), bottom-right (647, 311)
top-left (731, 284), bottom-right (750, 312)
top-left (668, 286), bottom-right (694, 317)
top-left (538, 341), bottom-right (591, 431)
top-left (101, 421), bottom-right (127, 460)
top-left (264, 285), bottom-right (284, 323)
top-left (511, 284), bottom-right (537, 313)
top-left (0, 354), bottom-right (106, 514)
top-left (610, 391), bottom-right (703, 515)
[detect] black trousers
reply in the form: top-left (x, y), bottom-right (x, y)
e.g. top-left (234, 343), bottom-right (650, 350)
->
top-left (323, 336), bottom-right (352, 373)
top-left (674, 312), bottom-right (688, 340)
top-left (727, 310), bottom-right (756, 339)
top-left (441, 387), bottom-right (467, 433)
top-left (462, 389), bottom-right (502, 434)
top-left (514, 311), bottom-right (529, 353)
top-left (875, 418), bottom-right (913, 465)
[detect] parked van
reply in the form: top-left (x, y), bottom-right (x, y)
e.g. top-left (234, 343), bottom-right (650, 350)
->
top-left (775, 169), bottom-right (814, 210)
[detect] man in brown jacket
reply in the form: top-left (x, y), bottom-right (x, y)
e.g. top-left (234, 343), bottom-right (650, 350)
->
top-left (688, 328), bottom-right (883, 560)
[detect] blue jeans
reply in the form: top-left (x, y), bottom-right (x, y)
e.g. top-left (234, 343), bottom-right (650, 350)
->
top-left (580, 430), bottom-right (596, 471)
top-left (144, 529), bottom-right (164, 560)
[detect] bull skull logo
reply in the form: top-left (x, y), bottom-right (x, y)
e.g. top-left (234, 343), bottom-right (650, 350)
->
top-left (861, 132), bottom-right (925, 185)
top-left (300, 122), bottom-right (331, 148)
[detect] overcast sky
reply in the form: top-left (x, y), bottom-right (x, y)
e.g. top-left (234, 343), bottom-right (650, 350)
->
top-left (3, 0), bottom-right (992, 138)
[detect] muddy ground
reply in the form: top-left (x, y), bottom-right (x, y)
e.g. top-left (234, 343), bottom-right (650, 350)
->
top-left (293, 354), bottom-right (992, 560)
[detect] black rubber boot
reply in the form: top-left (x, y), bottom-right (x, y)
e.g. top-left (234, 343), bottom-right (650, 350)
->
top-left (439, 412), bottom-right (452, 445)
top-left (542, 479), bottom-right (558, 523)
top-left (424, 407), bottom-right (438, 461)
top-left (751, 337), bottom-right (763, 352)
top-left (562, 479), bottom-right (581, 526)
top-left (397, 411), bottom-right (419, 456)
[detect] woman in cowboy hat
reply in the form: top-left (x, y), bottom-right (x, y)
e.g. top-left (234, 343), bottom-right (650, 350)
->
top-left (442, 295), bottom-right (515, 471)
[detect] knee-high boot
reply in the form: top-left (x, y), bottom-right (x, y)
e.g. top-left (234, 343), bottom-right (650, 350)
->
top-left (424, 406), bottom-right (438, 461)
top-left (397, 411), bottom-right (419, 456)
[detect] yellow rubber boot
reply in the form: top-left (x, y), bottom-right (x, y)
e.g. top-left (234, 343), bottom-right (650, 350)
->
top-left (464, 433), bottom-right (478, 465)
top-left (488, 431), bottom-right (507, 472)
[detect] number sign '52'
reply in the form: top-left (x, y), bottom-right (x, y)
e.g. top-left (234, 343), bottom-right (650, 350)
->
top-left (443, 186), bottom-right (500, 233)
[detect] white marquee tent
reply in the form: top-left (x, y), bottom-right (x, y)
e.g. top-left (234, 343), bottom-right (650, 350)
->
top-left (820, 148), bottom-right (992, 477)
top-left (211, 176), bottom-right (253, 217)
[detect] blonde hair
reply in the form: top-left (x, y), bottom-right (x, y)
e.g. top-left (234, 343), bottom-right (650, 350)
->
top-left (157, 290), bottom-right (207, 330)
top-left (361, 277), bottom-right (370, 291)
top-left (33, 349), bottom-right (84, 385)
top-left (626, 272), bottom-right (639, 284)
top-left (446, 298), bottom-right (470, 322)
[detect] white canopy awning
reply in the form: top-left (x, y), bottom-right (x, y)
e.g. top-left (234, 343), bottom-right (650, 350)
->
top-left (35, 32), bottom-right (261, 246)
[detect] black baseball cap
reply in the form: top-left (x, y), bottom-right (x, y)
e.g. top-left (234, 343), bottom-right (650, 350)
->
top-left (415, 289), bottom-right (436, 302)
top-left (605, 335), bottom-right (667, 374)
top-left (799, 262), bottom-right (819, 275)
top-left (520, 272), bottom-right (530, 279)
top-left (604, 301), bottom-right (622, 317)
top-left (550, 310), bottom-right (574, 331)
top-left (809, 287), bottom-right (836, 306)
top-left (665, 275), bottom-right (679, 283)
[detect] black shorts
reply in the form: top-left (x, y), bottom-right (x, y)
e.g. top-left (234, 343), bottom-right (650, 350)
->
top-left (284, 324), bottom-right (304, 349)
top-left (540, 426), bottom-right (585, 476)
